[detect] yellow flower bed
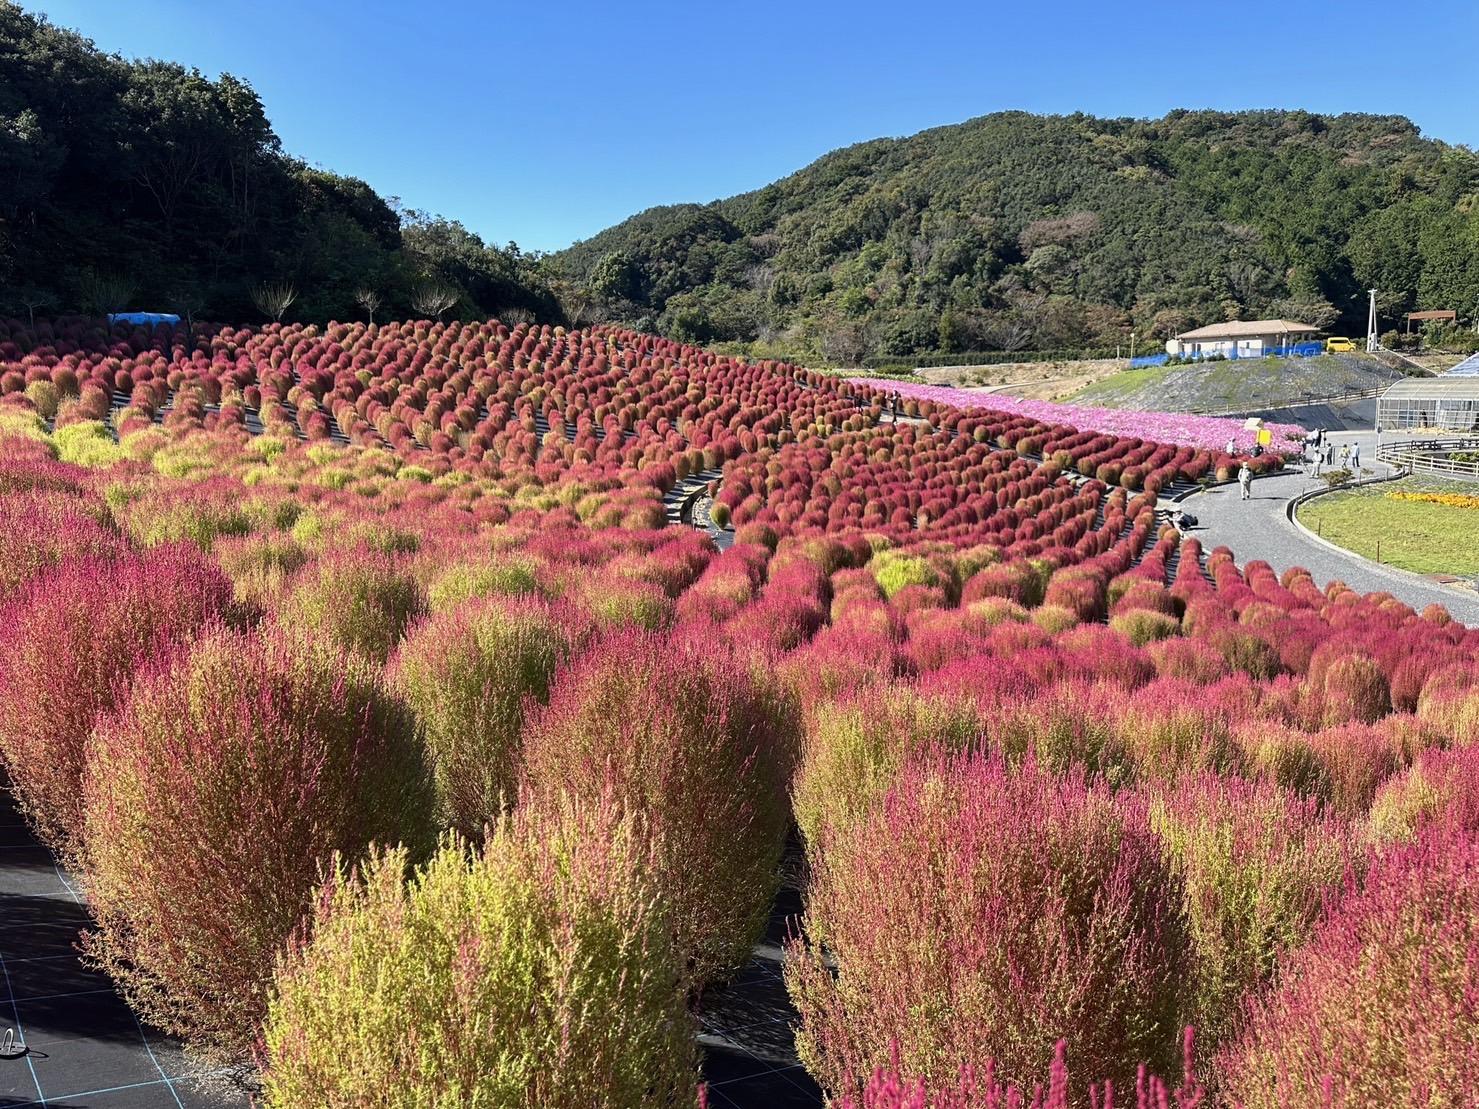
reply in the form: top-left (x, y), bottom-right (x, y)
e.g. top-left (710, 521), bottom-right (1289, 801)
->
top-left (1387, 490), bottom-right (1479, 510)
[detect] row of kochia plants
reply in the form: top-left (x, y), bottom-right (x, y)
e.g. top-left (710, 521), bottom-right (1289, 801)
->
top-left (0, 317), bottom-right (1290, 516)
top-left (0, 325), bottom-right (1473, 1103)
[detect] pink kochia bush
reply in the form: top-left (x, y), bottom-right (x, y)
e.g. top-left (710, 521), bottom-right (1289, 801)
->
top-left (519, 628), bottom-right (797, 985)
top-left (787, 753), bottom-right (1189, 1096)
top-left (81, 626), bottom-right (436, 1061)
top-left (834, 1035), bottom-right (1206, 1109)
top-left (1221, 827), bottom-right (1479, 1104)
top-left (0, 544), bottom-right (232, 856)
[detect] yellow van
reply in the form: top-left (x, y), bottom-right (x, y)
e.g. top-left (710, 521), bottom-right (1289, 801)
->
top-left (1325, 337), bottom-right (1357, 353)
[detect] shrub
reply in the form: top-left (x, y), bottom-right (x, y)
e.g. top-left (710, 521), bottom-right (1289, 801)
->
top-left (1148, 775), bottom-right (1352, 1055)
top-left (0, 545), bottom-right (232, 857)
top-left (214, 532), bottom-right (311, 613)
top-left (1367, 745), bottom-right (1479, 845)
top-left (0, 490), bottom-right (123, 603)
top-left (793, 685), bottom-right (984, 848)
top-left (391, 596), bottom-right (576, 839)
top-left (837, 1035), bottom-right (1205, 1109)
top-left (426, 553), bottom-right (543, 612)
top-left (82, 626), bottom-right (436, 1061)
top-left (1110, 608), bottom-right (1181, 646)
top-left (259, 798), bottom-right (697, 1108)
top-left (279, 545), bottom-right (426, 662)
top-left (1220, 828), bottom-right (1479, 1104)
top-left (787, 752), bottom-right (1188, 1096)
top-left (520, 629), bottom-right (797, 985)
top-left (1315, 653), bottom-right (1391, 726)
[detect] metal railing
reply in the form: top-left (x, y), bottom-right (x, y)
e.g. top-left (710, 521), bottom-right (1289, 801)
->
top-left (1376, 436), bottom-right (1479, 479)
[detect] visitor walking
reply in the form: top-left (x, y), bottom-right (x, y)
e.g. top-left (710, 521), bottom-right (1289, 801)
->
top-left (1238, 461), bottom-right (1253, 501)
top-left (1323, 440), bottom-right (1335, 472)
top-left (1338, 443), bottom-right (1350, 469)
top-left (1349, 441), bottom-right (1361, 470)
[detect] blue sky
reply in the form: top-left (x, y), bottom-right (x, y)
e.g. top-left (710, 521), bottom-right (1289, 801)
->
top-left (32, 0), bottom-right (1479, 253)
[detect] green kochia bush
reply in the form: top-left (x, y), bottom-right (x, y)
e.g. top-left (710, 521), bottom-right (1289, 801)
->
top-left (520, 628), bottom-right (798, 985)
top-left (1148, 774), bottom-right (1353, 1056)
top-left (259, 799), bottom-right (698, 1108)
top-left (390, 595), bottom-right (579, 839)
top-left (279, 545), bottom-right (426, 662)
top-left (82, 627), bottom-right (436, 1062)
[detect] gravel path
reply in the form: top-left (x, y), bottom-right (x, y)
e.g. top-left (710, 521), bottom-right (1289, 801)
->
top-left (1183, 431), bottom-right (1479, 626)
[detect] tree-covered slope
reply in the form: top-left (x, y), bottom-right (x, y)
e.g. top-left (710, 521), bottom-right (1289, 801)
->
top-left (0, 2), bottom-right (557, 323)
top-left (554, 110), bottom-right (1479, 362)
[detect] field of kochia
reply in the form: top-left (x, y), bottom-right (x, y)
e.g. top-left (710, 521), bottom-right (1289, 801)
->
top-left (0, 315), bottom-right (1476, 1106)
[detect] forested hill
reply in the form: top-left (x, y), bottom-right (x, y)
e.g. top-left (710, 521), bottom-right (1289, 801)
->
top-left (0, 3), bottom-right (557, 324)
top-left (554, 110), bottom-right (1479, 363)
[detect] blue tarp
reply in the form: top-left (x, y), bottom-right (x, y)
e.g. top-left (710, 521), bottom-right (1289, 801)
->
top-left (1129, 342), bottom-right (1325, 369)
top-left (108, 312), bottom-right (180, 327)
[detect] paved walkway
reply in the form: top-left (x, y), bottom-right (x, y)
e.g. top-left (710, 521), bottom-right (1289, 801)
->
top-left (1183, 430), bottom-right (1479, 627)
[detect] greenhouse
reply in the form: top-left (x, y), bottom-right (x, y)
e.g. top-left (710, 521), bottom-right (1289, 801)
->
top-left (1377, 374), bottom-right (1479, 433)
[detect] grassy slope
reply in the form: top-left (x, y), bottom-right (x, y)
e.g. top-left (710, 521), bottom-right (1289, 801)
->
top-left (1070, 354), bottom-right (1397, 412)
top-left (1298, 476), bottom-right (1479, 577)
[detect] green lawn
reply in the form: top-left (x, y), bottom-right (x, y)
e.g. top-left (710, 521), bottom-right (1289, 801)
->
top-left (1298, 478), bottom-right (1479, 577)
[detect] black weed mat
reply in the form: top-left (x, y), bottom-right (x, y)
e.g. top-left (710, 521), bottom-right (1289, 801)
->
top-left (0, 792), bottom-right (246, 1109)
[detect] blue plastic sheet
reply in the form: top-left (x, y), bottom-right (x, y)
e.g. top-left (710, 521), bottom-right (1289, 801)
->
top-left (107, 312), bottom-right (180, 327)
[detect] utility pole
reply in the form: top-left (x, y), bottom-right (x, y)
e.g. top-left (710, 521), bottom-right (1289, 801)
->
top-left (1130, 331), bottom-right (1136, 362)
top-left (1366, 289), bottom-right (1379, 353)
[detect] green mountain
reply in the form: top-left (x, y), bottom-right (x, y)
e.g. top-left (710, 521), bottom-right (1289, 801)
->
top-left (554, 110), bottom-right (1479, 363)
top-left (0, 2), bottom-right (556, 324)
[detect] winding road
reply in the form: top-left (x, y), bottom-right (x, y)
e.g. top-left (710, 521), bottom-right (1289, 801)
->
top-left (1182, 430), bottom-right (1479, 627)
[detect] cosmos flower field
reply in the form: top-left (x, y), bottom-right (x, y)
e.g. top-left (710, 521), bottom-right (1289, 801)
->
top-left (1, 315), bottom-right (1476, 1106)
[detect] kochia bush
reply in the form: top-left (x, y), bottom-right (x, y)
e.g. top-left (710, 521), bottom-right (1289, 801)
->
top-left (1220, 828), bottom-right (1479, 1103)
top-left (1148, 775), bottom-right (1353, 1056)
top-left (0, 545), bottom-right (232, 857)
top-left (520, 629), bottom-right (797, 984)
top-left (278, 545), bottom-right (426, 662)
top-left (82, 627), bottom-right (436, 1061)
top-left (787, 753), bottom-right (1188, 1096)
top-left (391, 595), bottom-right (577, 838)
top-left (792, 685), bottom-right (984, 849)
top-left (260, 799), bottom-right (697, 1108)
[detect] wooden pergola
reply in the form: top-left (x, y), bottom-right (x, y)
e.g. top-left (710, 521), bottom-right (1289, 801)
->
top-left (1405, 309), bottom-right (1457, 333)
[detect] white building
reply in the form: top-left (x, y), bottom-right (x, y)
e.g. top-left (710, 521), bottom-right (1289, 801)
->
top-left (1167, 319), bottom-right (1320, 360)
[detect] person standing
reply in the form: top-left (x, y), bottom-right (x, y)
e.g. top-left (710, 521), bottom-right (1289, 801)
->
top-left (1338, 443), bottom-right (1350, 469)
top-left (1225, 435), bottom-right (1237, 456)
top-left (1238, 461), bottom-right (1253, 501)
top-left (1349, 441), bottom-right (1361, 470)
top-left (1323, 440), bottom-right (1335, 472)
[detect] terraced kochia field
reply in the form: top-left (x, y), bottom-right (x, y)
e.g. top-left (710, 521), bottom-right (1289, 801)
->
top-left (0, 315), bottom-right (1476, 1106)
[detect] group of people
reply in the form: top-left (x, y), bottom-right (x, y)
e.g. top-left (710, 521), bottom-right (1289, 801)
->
top-left (1307, 427), bottom-right (1360, 476)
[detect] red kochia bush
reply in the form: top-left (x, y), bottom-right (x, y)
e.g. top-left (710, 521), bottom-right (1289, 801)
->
top-left (787, 753), bottom-right (1188, 1096)
top-left (520, 628), bottom-right (797, 984)
top-left (0, 490), bottom-right (124, 603)
top-left (1220, 827), bottom-right (1479, 1104)
top-left (835, 1034), bottom-right (1206, 1109)
top-left (0, 545), bottom-right (232, 856)
top-left (81, 626), bottom-right (436, 1061)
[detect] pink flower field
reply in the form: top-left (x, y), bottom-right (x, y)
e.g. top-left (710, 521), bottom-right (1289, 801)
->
top-left (850, 378), bottom-right (1308, 453)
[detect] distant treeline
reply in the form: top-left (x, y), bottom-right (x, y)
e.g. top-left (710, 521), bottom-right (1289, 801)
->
top-left (553, 109), bottom-right (1479, 364)
top-left (0, 2), bottom-right (558, 324)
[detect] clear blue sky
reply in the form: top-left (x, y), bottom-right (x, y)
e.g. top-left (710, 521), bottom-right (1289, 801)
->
top-left (32, 0), bottom-right (1479, 253)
